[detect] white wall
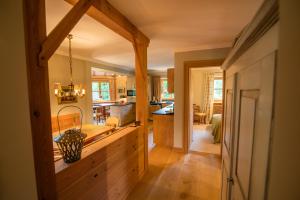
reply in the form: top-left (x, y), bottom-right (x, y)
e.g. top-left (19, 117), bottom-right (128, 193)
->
top-left (267, 0), bottom-right (300, 199)
top-left (174, 48), bottom-right (229, 148)
top-left (48, 54), bottom-right (93, 124)
top-left (0, 1), bottom-right (38, 199)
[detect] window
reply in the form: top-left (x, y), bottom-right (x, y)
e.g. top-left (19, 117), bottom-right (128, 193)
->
top-left (161, 79), bottom-right (174, 100)
top-left (92, 81), bottom-right (111, 101)
top-left (213, 79), bottom-right (223, 101)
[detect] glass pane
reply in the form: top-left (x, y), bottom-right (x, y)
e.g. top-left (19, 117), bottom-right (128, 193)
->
top-left (214, 79), bottom-right (223, 89)
top-left (101, 91), bottom-right (110, 101)
top-left (213, 79), bottom-right (223, 100)
top-left (164, 80), bottom-right (168, 90)
top-left (92, 82), bottom-right (99, 91)
top-left (100, 82), bottom-right (110, 91)
top-left (92, 92), bottom-right (100, 101)
top-left (214, 89), bottom-right (223, 100)
top-left (161, 79), bottom-right (173, 99)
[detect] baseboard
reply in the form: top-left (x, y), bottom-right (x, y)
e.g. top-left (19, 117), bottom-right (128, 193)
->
top-left (172, 147), bottom-right (184, 153)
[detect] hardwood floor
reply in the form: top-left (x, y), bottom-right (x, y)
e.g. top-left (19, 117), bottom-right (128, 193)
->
top-left (190, 125), bottom-right (221, 155)
top-left (127, 146), bottom-right (221, 200)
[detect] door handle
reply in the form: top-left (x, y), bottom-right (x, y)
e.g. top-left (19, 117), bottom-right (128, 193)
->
top-left (227, 177), bottom-right (234, 185)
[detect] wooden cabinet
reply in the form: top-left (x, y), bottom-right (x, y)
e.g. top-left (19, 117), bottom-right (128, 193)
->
top-left (126, 76), bottom-right (136, 90)
top-left (55, 127), bottom-right (145, 200)
top-left (152, 105), bottom-right (174, 147)
top-left (110, 103), bottom-right (136, 126)
top-left (167, 68), bottom-right (174, 93)
top-left (153, 114), bottom-right (174, 147)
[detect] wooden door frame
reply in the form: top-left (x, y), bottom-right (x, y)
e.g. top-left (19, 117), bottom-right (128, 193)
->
top-left (183, 59), bottom-right (224, 154)
top-left (23, 0), bottom-right (149, 199)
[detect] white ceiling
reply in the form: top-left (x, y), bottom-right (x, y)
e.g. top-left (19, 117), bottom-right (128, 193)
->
top-left (46, 0), bottom-right (263, 71)
top-left (191, 67), bottom-right (222, 72)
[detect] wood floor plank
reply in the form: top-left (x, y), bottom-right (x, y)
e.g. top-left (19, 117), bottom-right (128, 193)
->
top-left (127, 147), bottom-right (221, 200)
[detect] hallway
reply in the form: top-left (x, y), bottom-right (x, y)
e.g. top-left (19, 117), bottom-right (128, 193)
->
top-left (127, 147), bottom-right (221, 200)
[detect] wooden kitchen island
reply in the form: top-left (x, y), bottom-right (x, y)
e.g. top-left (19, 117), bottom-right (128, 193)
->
top-left (110, 103), bottom-right (136, 126)
top-left (152, 104), bottom-right (174, 147)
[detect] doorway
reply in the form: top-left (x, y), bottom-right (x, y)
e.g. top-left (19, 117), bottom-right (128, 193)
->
top-left (183, 59), bottom-right (224, 154)
top-left (189, 67), bottom-right (223, 155)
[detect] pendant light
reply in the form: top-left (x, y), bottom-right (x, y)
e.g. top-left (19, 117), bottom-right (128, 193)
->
top-left (54, 34), bottom-right (85, 104)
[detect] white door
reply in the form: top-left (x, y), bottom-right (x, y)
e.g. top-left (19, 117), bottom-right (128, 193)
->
top-left (231, 52), bottom-right (275, 200)
top-left (221, 74), bottom-right (237, 200)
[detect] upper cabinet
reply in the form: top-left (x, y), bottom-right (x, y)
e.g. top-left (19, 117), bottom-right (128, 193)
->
top-left (167, 68), bottom-right (174, 93)
top-left (126, 76), bottom-right (136, 90)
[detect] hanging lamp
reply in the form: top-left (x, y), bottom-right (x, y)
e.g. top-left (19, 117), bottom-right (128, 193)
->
top-left (54, 34), bottom-right (85, 104)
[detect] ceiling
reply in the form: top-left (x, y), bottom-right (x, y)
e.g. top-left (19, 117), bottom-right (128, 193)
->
top-left (46, 0), bottom-right (263, 71)
top-left (191, 67), bottom-right (222, 72)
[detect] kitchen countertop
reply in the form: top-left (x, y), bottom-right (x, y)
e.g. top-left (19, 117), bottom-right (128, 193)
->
top-left (152, 104), bottom-right (174, 115)
top-left (110, 102), bottom-right (135, 106)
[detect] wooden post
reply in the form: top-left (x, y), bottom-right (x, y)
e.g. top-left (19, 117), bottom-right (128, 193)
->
top-left (133, 40), bottom-right (149, 171)
top-left (23, 0), bottom-right (57, 199)
top-left (39, 0), bottom-right (94, 65)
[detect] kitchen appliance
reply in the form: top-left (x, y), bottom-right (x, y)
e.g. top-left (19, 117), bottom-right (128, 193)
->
top-left (127, 89), bottom-right (136, 96)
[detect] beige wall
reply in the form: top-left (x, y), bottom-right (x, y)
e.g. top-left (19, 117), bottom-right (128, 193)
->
top-left (48, 54), bottom-right (93, 124)
top-left (174, 48), bottom-right (229, 148)
top-left (267, 0), bottom-right (300, 199)
top-left (190, 70), bottom-right (205, 108)
top-left (0, 1), bottom-right (38, 199)
top-left (190, 68), bottom-right (222, 110)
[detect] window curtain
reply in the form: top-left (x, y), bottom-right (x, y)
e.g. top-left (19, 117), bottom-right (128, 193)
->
top-left (203, 72), bottom-right (215, 123)
top-left (152, 76), bottom-right (161, 101)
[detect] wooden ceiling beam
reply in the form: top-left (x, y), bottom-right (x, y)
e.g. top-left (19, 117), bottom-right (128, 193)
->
top-left (64, 0), bottom-right (150, 46)
top-left (39, 0), bottom-right (94, 66)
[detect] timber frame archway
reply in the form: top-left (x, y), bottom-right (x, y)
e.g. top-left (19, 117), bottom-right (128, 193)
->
top-left (23, 0), bottom-right (149, 199)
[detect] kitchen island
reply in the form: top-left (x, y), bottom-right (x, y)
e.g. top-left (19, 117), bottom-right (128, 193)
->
top-left (110, 103), bottom-right (136, 126)
top-left (152, 104), bottom-right (174, 147)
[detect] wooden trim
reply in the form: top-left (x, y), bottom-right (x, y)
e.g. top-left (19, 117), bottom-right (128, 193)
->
top-left (65, 0), bottom-right (149, 45)
top-left (220, 70), bottom-right (226, 157)
top-left (185, 60), bottom-right (224, 68)
top-left (183, 59), bottom-right (224, 153)
top-left (222, 0), bottom-right (279, 69)
top-left (172, 147), bottom-right (184, 153)
top-left (39, 0), bottom-right (94, 65)
top-left (23, 0), bottom-right (57, 199)
top-left (92, 75), bottom-right (116, 79)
